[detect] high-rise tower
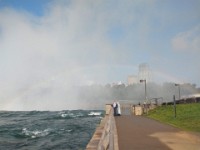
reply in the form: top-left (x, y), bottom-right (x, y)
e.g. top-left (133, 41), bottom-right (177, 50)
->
top-left (138, 63), bottom-right (151, 83)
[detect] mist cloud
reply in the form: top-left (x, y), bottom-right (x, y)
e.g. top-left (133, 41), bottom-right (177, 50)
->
top-left (0, 0), bottom-right (200, 110)
top-left (0, 1), bottom-right (123, 110)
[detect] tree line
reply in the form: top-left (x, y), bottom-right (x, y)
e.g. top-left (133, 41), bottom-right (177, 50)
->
top-left (78, 82), bottom-right (200, 103)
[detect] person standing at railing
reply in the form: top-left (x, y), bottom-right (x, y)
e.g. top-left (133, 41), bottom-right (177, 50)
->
top-left (112, 101), bottom-right (117, 116)
top-left (116, 102), bottom-right (121, 116)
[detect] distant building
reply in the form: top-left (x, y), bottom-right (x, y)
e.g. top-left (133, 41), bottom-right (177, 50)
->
top-left (138, 63), bottom-right (151, 83)
top-left (127, 75), bottom-right (138, 85)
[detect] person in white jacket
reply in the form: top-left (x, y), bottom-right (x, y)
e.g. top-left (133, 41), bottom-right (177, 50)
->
top-left (113, 101), bottom-right (118, 116)
top-left (116, 102), bottom-right (121, 116)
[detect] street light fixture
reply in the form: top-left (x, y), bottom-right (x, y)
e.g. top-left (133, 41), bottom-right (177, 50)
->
top-left (175, 83), bottom-right (181, 100)
top-left (140, 79), bottom-right (147, 101)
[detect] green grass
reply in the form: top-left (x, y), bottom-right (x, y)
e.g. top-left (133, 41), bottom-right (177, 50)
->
top-left (147, 103), bottom-right (200, 132)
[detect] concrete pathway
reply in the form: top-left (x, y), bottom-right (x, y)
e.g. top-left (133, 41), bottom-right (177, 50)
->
top-left (115, 115), bottom-right (200, 150)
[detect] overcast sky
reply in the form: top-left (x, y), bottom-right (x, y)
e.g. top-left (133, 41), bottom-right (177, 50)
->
top-left (0, 0), bottom-right (200, 110)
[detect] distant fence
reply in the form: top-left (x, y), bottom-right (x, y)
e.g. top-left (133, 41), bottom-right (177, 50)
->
top-left (162, 97), bottom-right (200, 105)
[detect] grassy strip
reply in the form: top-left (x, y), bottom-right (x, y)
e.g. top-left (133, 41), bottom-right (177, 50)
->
top-left (147, 103), bottom-right (200, 132)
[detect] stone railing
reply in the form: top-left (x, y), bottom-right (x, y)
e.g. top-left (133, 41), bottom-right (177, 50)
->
top-left (86, 104), bottom-right (119, 150)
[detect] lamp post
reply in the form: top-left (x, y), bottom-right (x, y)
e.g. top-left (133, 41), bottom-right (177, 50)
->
top-left (140, 79), bottom-right (147, 101)
top-left (175, 83), bottom-right (181, 100)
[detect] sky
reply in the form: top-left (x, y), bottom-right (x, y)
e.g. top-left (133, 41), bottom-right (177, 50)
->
top-left (0, 0), bottom-right (200, 110)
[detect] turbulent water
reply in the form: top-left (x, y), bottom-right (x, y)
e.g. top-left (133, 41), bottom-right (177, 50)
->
top-left (0, 110), bottom-right (104, 150)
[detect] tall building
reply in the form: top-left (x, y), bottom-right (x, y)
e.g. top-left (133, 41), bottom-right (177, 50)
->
top-left (127, 75), bottom-right (138, 85)
top-left (138, 63), bottom-right (151, 83)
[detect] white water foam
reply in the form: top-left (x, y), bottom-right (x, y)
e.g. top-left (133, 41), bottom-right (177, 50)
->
top-left (60, 112), bottom-right (84, 118)
top-left (88, 112), bottom-right (101, 116)
top-left (22, 128), bottom-right (51, 138)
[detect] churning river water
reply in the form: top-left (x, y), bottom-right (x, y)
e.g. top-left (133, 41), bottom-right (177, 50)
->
top-left (0, 110), bottom-right (103, 150)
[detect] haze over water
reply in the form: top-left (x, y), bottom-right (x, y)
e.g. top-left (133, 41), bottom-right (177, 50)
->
top-left (0, 0), bottom-right (200, 110)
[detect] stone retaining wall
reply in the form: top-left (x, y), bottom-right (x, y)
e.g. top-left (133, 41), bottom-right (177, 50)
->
top-left (86, 105), bottom-right (119, 150)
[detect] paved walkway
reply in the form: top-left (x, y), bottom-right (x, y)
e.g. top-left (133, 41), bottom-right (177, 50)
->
top-left (115, 115), bottom-right (200, 150)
